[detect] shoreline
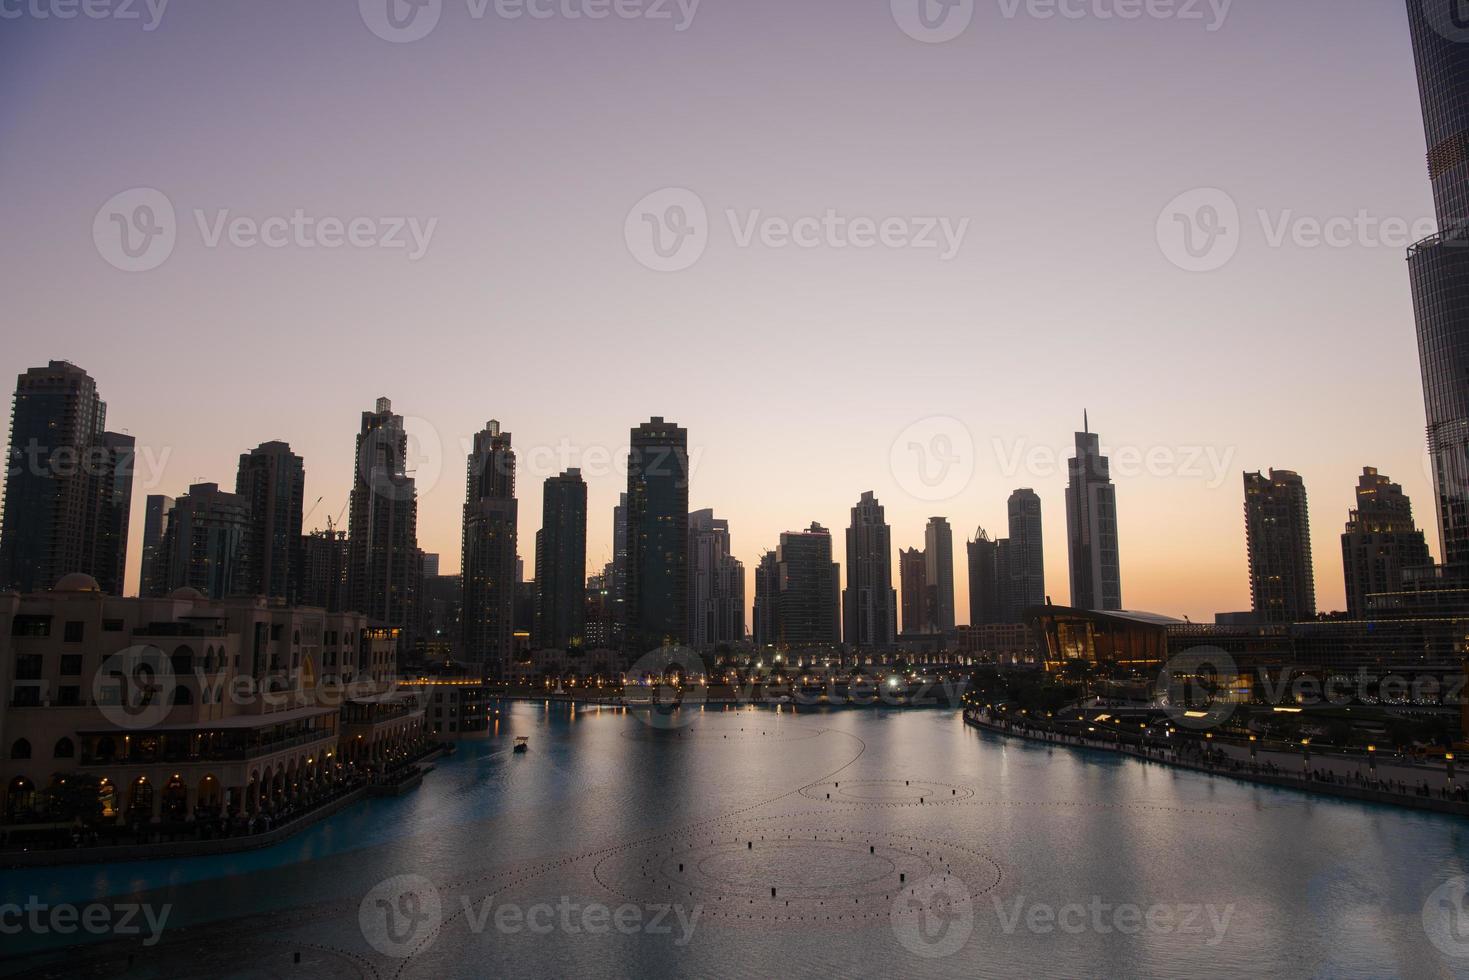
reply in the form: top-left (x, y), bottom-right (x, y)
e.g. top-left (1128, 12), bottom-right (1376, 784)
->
top-left (963, 709), bottom-right (1469, 818)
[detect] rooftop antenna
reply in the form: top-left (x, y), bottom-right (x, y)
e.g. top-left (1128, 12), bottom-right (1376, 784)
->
top-left (1084, 409), bottom-right (1089, 435)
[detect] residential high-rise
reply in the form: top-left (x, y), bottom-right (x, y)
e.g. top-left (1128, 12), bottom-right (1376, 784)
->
top-left (753, 551), bottom-right (780, 647)
top-left (0, 362), bottom-right (133, 595)
top-left (462, 420), bottom-right (518, 675)
top-left (967, 528), bottom-right (1000, 626)
top-left (347, 398), bottom-right (420, 636)
top-left (688, 508), bottom-right (745, 649)
top-left (1244, 469), bottom-right (1317, 624)
top-left (139, 494), bottom-right (174, 598)
top-left (623, 418), bottom-right (689, 653)
top-left (899, 546), bottom-right (928, 634)
top-left (1004, 488), bottom-right (1045, 620)
top-left (299, 528), bottom-right (347, 612)
top-left (843, 492), bottom-right (897, 648)
top-left (534, 468), bottom-right (587, 650)
top-left (236, 441), bottom-right (305, 602)
top-left (1065, 418), bottom-right (1122, 611)
top-left (154, 482), bottom-right (250, 598)
top-left (1406, 5), bottom-right (1469, 571)
top-left (1341, 467), bottom-right (1433, 617)
top-left (924, 517), bottom-right (956, 632)
top-left (609, 493), bottom-right (629, 647)
top-left (772, 523), bottom-right (840, 647)
top-left (91, 431), bottom-right (134, 597)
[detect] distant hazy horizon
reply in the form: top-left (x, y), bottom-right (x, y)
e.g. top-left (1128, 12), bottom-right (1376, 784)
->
top-left (0, 0), bottom-right (1438, 624)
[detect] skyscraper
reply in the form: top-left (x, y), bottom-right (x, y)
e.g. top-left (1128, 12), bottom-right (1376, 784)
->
top-left (967, 528), bottom-right (1000, 626)
top-left (753, 550), bottom-right (780, 648)
top-left (347, 398), bottom-right (420, 636)
top-left (1244, 469), bottom-right (1317, 624)
top-left (1065, 417), bottom-right (1122, 611)
top-left (236, 441), bottom-right (305, 602)
top-left (609, 492), bottom-right (629, 648)
top-left (899, 546), bottom-right (928, 634)
top-left (843, 492), bottom-right (897, 648)
top-left (0, 361), bottom-right (133, 595)
top-left (299, 528), bottom-right (347, 612)
top-left (623, 418), bottom-right (689, 653)
top-left (462, 420), bottom-right (518, 674)
top-left (534, 468), bottom-right (587, 650)
top-left (1341, 467), bottom-right (1433, 617)
top-left (139, 494), bottom-right (174, 598)
top-left (154, 482), bottom-right (250, 599)
top-left (688, 508), bottom-right (745, 649)
top-left (772, 523), bottom-right (840, 647)
top-left (1005, 488), bottom-right (1045, 619)
top-left (924, 517), bottom-right (956, 633)
top-left (1406, 4), bottom-right (1469, 572)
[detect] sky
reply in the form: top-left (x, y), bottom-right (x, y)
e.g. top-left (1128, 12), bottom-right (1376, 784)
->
top-left (0, 0), bottom-right (1442, 624)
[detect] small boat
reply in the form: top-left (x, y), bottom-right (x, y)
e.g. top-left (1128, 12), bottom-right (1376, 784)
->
top-left (513, 736), bottom-right (529, 754)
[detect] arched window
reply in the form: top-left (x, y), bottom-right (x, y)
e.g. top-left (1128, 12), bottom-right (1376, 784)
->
top-left (53, 737), bottom-right (75, 759)
top-left (173, 685), bottom-right (193, 705)
top-left (171, 645), bottom-right (194, 673)
top-left (9, 738), bottom-right (30, 760)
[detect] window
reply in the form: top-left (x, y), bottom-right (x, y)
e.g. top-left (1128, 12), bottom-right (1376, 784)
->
top-left (13, 655), bottom-right (42, 681)
top-left (63, 621), bottom-right (84, 643)
top-left (56, 686), bottom-right (79, 706)
top-left (9, 739), bottom-right (30, 760)
top-left (102, 619), bottom-right (124, 632)
top-left (59, 655), bottom-right (82, 676)
top-left (53, 737), bottom-right (75, 758)
top-left (10, 615), bottom-right (50, 638)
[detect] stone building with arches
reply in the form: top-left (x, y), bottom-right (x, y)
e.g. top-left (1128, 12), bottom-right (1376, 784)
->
top-left (0, 574), bottom-right (425, 828)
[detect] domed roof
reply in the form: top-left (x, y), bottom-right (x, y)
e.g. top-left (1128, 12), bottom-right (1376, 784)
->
top-left (53, 573), bottom-right (101, 593)
top-left (168, 586), bottom-right (206, 601)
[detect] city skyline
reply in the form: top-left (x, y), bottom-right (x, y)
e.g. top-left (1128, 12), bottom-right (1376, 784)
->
top-left (0, 2), bottom-right (1442, 625)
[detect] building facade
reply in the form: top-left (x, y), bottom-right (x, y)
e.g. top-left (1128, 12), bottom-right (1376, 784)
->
top-left (1064, 420), bottom-right (1122, 611)
top-left (924, 517), bottom-right (956, 633)
top-left (1244, 469), bottom-right (1317, 624)
top-left (152, 483), bottom-right (251, 600)
top-left (623, 418), bottom-right (689, 654)
top-left (534, 469), bottom-right (587, 650)
top-left (1341, 467), bottom-right (1433, 617)
top-left (462, 421), bottom-right (518, 676)
top-left (967, 528), bottom-right (1001, 626)
top-left (346, 398), bottom-right (420, 640)
top-left (899, 546), bottom-right (928, 635)
top-left (842, 492), bottom-right (896, 649)
top-left (1004, 488), bottom-right (1046, 620)
top-left (688, 508), bottom-right (745, 649)
top-left (0, 362), bottom-right (134, 596)
top-left (772, 523), bottom-right (840, 648)
top-left (236, 441), bottom-right (305, 602)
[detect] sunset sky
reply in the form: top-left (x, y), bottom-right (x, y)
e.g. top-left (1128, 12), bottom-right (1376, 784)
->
top-left (0, 0), bottom-right (1438, 623)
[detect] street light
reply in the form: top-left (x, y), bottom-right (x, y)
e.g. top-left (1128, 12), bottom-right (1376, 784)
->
top-left (1301, 738), bottom-right (1310, 777)
top-left (1367, 744), bottom-right (1377, 784)
top-left (1448, 752), bottom-right (1456, 787)
top-left (1249, 734), bottom-right (1258, 767)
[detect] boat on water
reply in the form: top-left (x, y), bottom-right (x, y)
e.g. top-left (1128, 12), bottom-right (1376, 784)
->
top-left (513, 736), bottom-right (529, 754)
